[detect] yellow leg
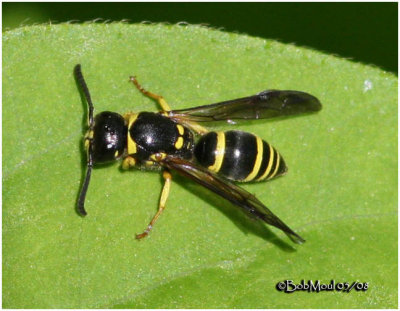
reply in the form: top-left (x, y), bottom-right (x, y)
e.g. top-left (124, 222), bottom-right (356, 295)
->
top-left (130, 76), bottom-right (171, 112)
top-left (179, 120), bottom-right (209, 135)
top-left (136, 170), bottom-right (172, 239)
top-left (122, 156), bottom-right (136, 170)
top-left (129, 76), bottom-right (208, 135)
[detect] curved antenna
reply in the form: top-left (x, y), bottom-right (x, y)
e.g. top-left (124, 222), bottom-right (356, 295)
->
top-left (77, 145), bottom-right (93, 216)
top-left (74, 64), bottom-right (94, 216)
top-left (74, 64), bottom-right (94, 125)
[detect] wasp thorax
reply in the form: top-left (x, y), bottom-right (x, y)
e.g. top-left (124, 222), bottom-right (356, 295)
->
top-left (92, 111), bottom-right (127, 163)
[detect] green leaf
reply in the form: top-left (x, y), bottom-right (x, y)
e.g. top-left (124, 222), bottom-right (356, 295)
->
top-left (3, 24), bottom-right (397, 308)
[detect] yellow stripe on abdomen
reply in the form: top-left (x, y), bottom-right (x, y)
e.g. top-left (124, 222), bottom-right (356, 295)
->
top-left (257, 143), bottom-right (274, 181)
top-left (208, 131), bottom-right (225, 173)
top-left (243, 136), bottom-right (263, 181)
top-left (268, 151), bottom-right (281, 180)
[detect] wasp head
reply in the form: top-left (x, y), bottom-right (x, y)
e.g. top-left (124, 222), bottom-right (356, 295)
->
top-left (89, 111), bottom-right (127, 163)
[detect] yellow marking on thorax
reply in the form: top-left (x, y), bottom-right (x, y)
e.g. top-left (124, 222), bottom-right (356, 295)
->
top-left (257, 143), bottom-right (274, 181)
top-left (243, 136), bottom-right (263, 181)
top-left (208, 131), bottom-right (225, 173)
top-left (177, 124), bottom-right (185, 135)
top-left (127, 113), bottom-right (139, 155)
top-left (268, 152), bottom-right (281, 179)
top-left (175, 137), bottom-right (184, 149)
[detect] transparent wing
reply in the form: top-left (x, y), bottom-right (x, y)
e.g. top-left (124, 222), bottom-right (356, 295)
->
top-left (168, 90), bottom-right (321, 123)
top-left (160, 156), bottom-right (305, 244)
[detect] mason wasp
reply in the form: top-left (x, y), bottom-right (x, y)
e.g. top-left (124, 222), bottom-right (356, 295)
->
top-left (75, 64), bottom-right (321, 244)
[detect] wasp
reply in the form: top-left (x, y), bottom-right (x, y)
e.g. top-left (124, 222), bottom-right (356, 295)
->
top-left (75, 64), bottom-right (321, 243)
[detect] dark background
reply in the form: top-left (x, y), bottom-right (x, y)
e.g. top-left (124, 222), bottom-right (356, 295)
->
top-left (3, 2), bottom-right (398, 73)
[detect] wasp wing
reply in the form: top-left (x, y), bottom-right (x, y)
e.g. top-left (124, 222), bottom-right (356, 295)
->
top-left (168, 90), bottom-right (321, 123)
top-left (160, 156), bottom-right (305, 244)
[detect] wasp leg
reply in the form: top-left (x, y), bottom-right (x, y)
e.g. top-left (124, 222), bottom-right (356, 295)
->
top-left (136, 170), bottom-right (172, 239)
top-left (122, 156), bottom-right (136, 170)
top-left (177, 119), bottom-right (209, 135)
top-left (129, 76), bottom-right (171, 112)
top-left (129, 76), bottom-right (208, 135)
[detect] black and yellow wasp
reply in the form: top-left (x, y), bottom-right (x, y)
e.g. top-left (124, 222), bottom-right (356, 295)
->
top-left (75, 64), bottom-right (321, 244)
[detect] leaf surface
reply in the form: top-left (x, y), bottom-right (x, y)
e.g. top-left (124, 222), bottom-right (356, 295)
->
top-left (3, 23), bottom-right (397, 308)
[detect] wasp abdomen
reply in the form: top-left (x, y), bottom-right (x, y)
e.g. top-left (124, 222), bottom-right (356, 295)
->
top-left (194, 130), bottom-right (287, 182)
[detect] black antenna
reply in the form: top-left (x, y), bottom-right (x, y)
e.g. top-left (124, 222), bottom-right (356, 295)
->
top-left (74, 64), bottom-right (94, 125)
top-left (75, 64), bottom-right (94, 216)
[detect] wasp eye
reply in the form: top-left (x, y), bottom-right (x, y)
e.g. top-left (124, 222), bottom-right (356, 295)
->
top-left (92, 111), bottom-right (126, 163)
